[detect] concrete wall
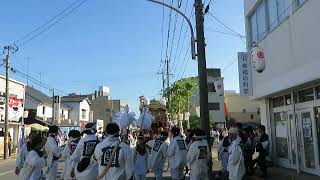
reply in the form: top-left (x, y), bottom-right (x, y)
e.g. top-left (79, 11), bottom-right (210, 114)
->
top-left (63, 102), bottom-right (80, 124)
top-left (245, 0), bottom-right (320, 98)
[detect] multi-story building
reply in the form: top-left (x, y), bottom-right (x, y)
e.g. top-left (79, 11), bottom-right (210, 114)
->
top-left (224, 90), bottom-right (260, 124)
top-left (190, 68), bottom-right (225, 128)
top-left (243, 0), bottom-right (320, 175)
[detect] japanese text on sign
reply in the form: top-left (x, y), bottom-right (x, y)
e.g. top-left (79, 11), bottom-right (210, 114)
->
top-left (238, 52), bottom-right (252, 96)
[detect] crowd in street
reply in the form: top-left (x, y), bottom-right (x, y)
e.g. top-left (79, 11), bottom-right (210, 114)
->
top-left (213, 123), bottom-right (270, 180)
top-left (14, 123), bottom-right (212, 180)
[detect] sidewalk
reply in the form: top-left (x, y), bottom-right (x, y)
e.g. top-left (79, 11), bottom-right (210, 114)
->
top-left (0, 154), bottom-right (18, 165)
top-left (211, 146), bottom-right (319, 180)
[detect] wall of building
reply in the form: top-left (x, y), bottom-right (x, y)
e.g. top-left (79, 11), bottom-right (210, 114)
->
top-left (0, 75), bottom-right (25, 99)
top-left (79, 100), bottom-right (90, 122)
top-left (63, 102), bottom-right (80, 124)
top-left (245, 0), bottom-right (320, 98)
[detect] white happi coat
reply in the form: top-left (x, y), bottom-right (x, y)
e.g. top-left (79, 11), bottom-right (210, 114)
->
top-left (187, 139), bottom-right (210, 180)
top-left (44, 136), bottom-right (62, 180)
top-left (167, 136), bottom-right (188, 179)
top-left (146, 139), bottom-right (155, 170)
top-left (227, 137), bottom-right (245, 180)
top-left (70, 134), bottom-right (98, 169)
top-left (61, 138), bottom-right (79, 179)
top-left (149, 138), bottom-right (169, 172)
top-left (16, 142), bottom-right (31, 173)
top-left (217, 137), bottom-right (230, 172)
top-left (94, 136), bottom-right (134, 180)
top-left (19, 150), bottom-right (46, 180)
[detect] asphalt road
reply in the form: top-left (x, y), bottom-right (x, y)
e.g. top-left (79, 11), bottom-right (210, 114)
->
top-left (0, 157), bottom-right (18, 180)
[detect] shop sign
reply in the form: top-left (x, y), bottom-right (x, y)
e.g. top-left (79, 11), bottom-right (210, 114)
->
top-left (238, 52), bottom-right (253, 96)
top-left (0, 94), bottom-right (24, 122)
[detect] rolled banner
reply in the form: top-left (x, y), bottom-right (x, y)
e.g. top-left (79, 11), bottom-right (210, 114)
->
top-left (213, 77), bottom-right (224, 96)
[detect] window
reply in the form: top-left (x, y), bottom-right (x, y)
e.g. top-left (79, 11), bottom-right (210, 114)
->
top-left (62, 110), bottom-right (64, 115)
top-left (42, 106), bottom-right (46, 115)
top-left (297, 0), bottom-right (306, 7)
top-left (81, 109), bottom-right (87, 119)
top-left (207, 83), bottom-right (216, 92)
top-left (208, 103), bottom-right (220, 110)
top-left (251, 114), bottom-right (254, 119)
top-left (285, 94), bottom-right (291, 105)
top-left (274, 112), bottom-right (288, 159)
top-left (299, 88), bottom-right (314, 103)
top-left (250, 1), bottom-right (266, 43)
top-left (257, 107), bottom-right (260, 115)
top-left (242, 108), bottom-right (247, 113)
top-left (316, 86), bottom-right (320, 99)
top-left (273, 96), bottom-right (284, 108)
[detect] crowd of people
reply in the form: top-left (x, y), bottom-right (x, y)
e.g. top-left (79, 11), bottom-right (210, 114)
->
top-left (215, 123), bottom-right (270, 180)
top-left (14, 122), bottom-right (213, 180)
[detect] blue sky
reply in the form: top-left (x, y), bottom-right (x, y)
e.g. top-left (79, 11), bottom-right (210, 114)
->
top-left (0, 0), bottom-right (245, 113)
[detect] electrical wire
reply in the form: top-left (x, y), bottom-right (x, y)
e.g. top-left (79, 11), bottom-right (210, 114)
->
top-left (17, 0), bottom-right (88, 48)
top-left (158, 0), bottom-right (166, 74)
top-left (164, 0), bottom-right (174, 60)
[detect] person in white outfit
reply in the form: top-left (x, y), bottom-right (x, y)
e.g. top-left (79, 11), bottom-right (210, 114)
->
top-left (95, 123), bottom-right (134, 180)
top-left (149, 131), bottom-right (169, 180)
top-left (61, 130), bottom-right (81, 180)
top-left (187, 129), bottom-right (211, 180)
top-left (19, 135), bottom-right (46, 180)
top-left (15, 131), bottom-right (38, 176)
top-left (167, 127), bottom-right (187, 180)
top-left (227, 127), bottom-right (245, 180)
top-left (44, 125), bottom-right (62, 180)
top-left (217, 134), bottom-right (231, 175)
top-left (133, 136), bottom-right (148, 180)
top-left (70, 123), bottom-right (99, 178)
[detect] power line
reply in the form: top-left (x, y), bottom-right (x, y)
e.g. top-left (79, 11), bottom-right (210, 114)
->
top-left (158, 0), bottom-right (166, 73)
top-left (17, 0), bottom-right (88, 48)
top-left (164, 0), bottom-right (174, 60)
top-left (179, 46), bottom-right (191, 79)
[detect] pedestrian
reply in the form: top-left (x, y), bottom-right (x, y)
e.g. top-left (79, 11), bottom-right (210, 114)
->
top-left (44, 125), bottom-right (62, 180)
top-left (133, 135), bottom-right (148, 180)
top-left (167, 127), bottom-right (188, 180)
top-left (217, 131), bottom-right (230, 176)
top-left (149, 131), bottom-right (169, 180)
top-left (187, 129), bottom-right (210, 180)
top-left (61, 130), bottom-right (81, 180)
top-left (243, 127), bottom-right (255, 176)
top-left (19, 135), bottom-right (46, 180)
top-left (95, 123), bottom-right (134, 180)
top-left (15, 131), bottom-right (38, 176)
top-left (255, 125), bottom-right (269, 177)
top-left (70, 123), bottom-right (99, 178)
top-left (227, 127), bottom-right (245, 180)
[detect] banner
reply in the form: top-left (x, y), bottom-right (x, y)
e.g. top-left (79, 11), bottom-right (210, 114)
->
top-left (53, 96), bottom-right (61, 124)
top-left (238, 52), bottom-right (253, 96)
top-left (213, 77), bottom-right (224, 97)
top-left (0, 95), bottom-right (24, 122)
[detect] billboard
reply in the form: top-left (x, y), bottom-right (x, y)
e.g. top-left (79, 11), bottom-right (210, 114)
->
top-left (0, 95), bottom-right (24, 122)
top-left (238, 52), bottom-right (253, 96)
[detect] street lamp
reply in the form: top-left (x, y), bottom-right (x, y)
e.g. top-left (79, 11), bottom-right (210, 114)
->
top-left (147, 0), bottom-right (196, 59)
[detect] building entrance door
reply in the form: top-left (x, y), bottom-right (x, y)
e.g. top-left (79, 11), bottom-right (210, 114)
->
top-left (296, 108), bottom-right (320, 175)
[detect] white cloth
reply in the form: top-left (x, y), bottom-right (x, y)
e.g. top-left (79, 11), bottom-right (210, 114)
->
top-left (227, 137), bottom-right (245, 180)
top-left (44, 136), bottom-right (62, 180)
top-left (75, 156), bottom-right (98, 180)
top-left (16, 143), bottom-right (29, 171)
top-left (70, 134), bottom-right (98, 170)
top-left (94, 136), bottom-right (134, 180)
top-left (149, 138), bottom-right (169, 179)
top-left (19, 150), bottom-right (46, 180)
top-left (217, 138), bottom-right (229, 172)
top-left (146, 139), bottom-right (155, 170)
top-left (167, 136), bottom-right (187, 179)
top-left (61, 138), bottom-right (78, 179)
top-left (134, 152), bottom-right (148, 176)
top-left (187, 139), bottom-right (210, 180)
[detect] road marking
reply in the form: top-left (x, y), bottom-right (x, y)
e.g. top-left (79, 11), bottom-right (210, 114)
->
top-left (0, 170), bottom-right (14, 176)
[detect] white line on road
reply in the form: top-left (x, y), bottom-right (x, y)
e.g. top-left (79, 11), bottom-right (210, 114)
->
top-left (0, 170), bottom-right (14, 176)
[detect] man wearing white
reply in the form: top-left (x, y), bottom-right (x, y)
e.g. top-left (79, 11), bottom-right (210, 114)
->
top-left (70, 123), bottom-right (99, 178)
top-left (149, 131), bottom-right (169, 180)
top-left (61, 130), bottom-right (80, 179)
top-left (227, 127), bottom-right (245, 180)
top-left (44, 125), bottom-right (62, 180)
top-left (167, 127), bottom-right (187, 180)
top-left (187, 129), bottom-right (210, 180)
top-left (95, 123), bottom-right (134, 180)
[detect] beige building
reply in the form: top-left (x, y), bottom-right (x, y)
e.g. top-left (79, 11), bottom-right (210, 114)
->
top-left (224, 90), bottom-right (260, 124)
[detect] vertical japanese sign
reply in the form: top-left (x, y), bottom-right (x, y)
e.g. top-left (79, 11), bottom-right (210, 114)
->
top-left (53, 96), bottom-right (61, 124)
top-left (238, 52), bottom-right (253, 96)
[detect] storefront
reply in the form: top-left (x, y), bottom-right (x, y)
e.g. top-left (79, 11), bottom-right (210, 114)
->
top-left (265, 84), bottom-right (320, 175)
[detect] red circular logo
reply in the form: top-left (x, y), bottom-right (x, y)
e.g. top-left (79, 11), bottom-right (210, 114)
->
top-left (257, 52), bottom-right (264, 59)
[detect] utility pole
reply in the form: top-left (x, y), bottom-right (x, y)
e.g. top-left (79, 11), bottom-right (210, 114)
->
top-left (195, 0), bottom-right (209, 136)
top-left (52, 89), bottom-right (55, 125)
top-left (3, 45), bottom-right (18, 159)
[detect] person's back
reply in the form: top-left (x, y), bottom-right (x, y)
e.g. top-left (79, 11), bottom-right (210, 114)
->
top-left (227, 128), bottom-right (245, 180)
top-left (150, 131), bottom-right (169, 180)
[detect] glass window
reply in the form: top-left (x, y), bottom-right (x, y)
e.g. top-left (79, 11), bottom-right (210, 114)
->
top-left (268, 0), bottom-right (279, 31)
top-left (299, 88), bottom-right (314, 102)
top-left (277, 0), bottom-right (290, 23)
top-left (257, 1), bottom-right (267, 41)
top-left (273, 96), bottom-right (284, 108)
top-left (81, 109), bottom-right (87, 119)
top-left (42, 106), bottom-right (46, 115)
top-left (298, 0), bottom-right (306, 6)
top-left (314, 107), bottom-right (320, 165)
top-left (301, 112), bottom-right (316, 169)
top-left (208, 103), bottom-right (220, 110)
top-left (274, 112), bottom-right (288, 159)
top-left (250, 12), bottom-right (258, 44)
top-left (242, 108), bottom-right (247, 113)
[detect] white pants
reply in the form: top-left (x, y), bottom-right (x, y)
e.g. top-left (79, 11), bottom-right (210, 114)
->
top-left (170, 167), bottom-right (184, 179)
top-left (154, 168), bottom-right (164, 180)
top-left (135, 174), bottom-right (146, 180)
top-left (47, 160), bottom-right (58, 180)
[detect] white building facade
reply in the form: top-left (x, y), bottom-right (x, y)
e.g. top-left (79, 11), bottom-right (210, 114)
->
top-left (244, 0), bottom-right (320, 175)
